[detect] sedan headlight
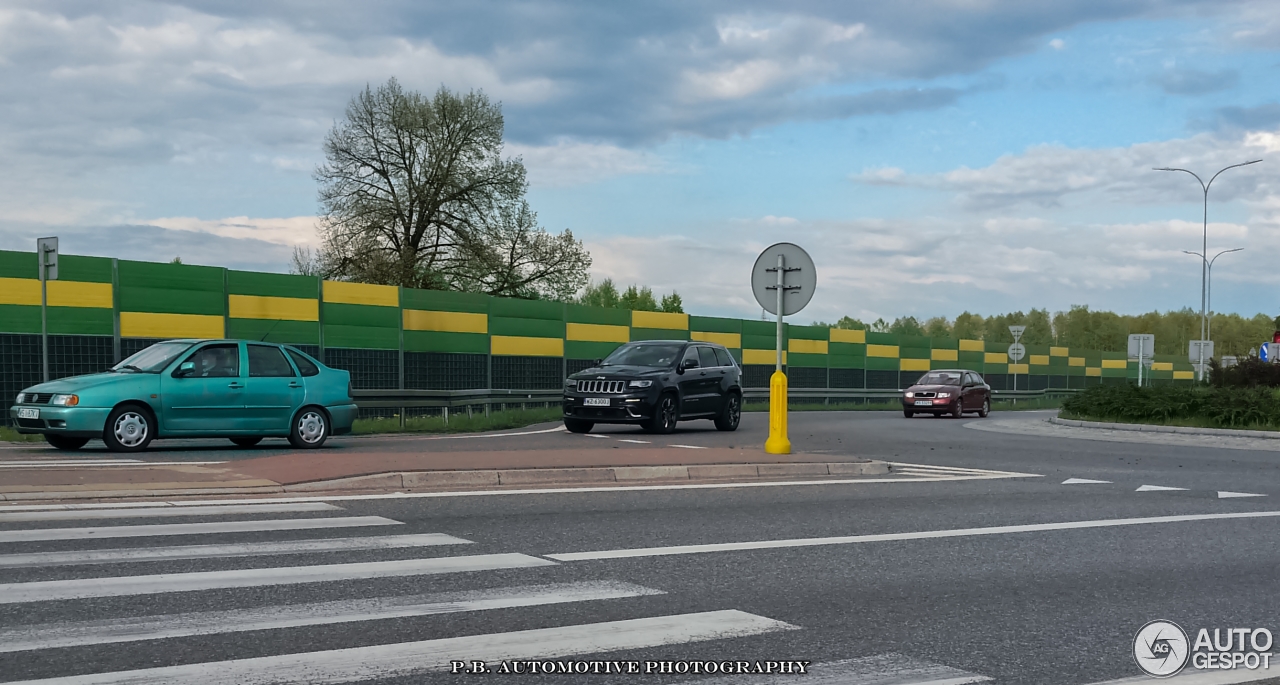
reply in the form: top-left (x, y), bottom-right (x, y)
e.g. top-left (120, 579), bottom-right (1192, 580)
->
top-left (15, 393), bottom-right (25, 404)
top-left (904, 392), bottom-right (914, 399)
top-left (628, 380), bottom-right (652, 388)
top-left (936, 392), bottom-right (951, 399)
top-left (50, 394), bottom-right (79, 406)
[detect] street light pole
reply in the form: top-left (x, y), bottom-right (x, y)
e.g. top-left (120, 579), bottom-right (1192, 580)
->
top-left (1155, 159), bottom-right (1262, 380)
top-left (1183, 248), bottom-right (1244, 343)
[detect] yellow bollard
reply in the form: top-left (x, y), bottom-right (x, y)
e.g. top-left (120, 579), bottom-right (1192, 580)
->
top-left (764, 370), bottom-right (791, 454)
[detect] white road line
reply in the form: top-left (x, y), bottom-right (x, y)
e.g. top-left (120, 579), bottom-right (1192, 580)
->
top-left (0, 461), bottom-right (226, 468)
top-left (1082, 667), bottom-right (1280, 684)
top-left (1219, 491), bottom-right (1266, 499)
top-left (0, 460), bottom-right (142, 465)
top-left (0, 553), bottom-right (554, 604)
top-left (1063, 478), bottom-right (1112, 484)
top-left (1136, 485), bottom-right (1189, 492)
top-left (688, 653), bottom-right (990, 685)
top-left (886, 463), bottom-right (1022, 476)
top-left (0, 533), bottom-right (471, 569)
top-left (671, 444), bottom-right (707, 449)
top-left (583, 434), bottom-right (610, 438)
top-left (546, 510), bottom-right (1280, 561)
top-left (0, 516), bottom-right (402, 543)
top-left (0, 581), bottom-right (663, 654)
top-left (617, 439), bottom-right (650, 444)
top-left (0, 502), bottom-right (340, 523)
top-left (3, 610), bottom-right (794, 684)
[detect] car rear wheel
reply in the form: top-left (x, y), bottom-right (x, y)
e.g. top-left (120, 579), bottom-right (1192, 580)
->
top-left (564, 419), bottom-right (594, 433)
top-left (903, 410), bottom-right (914, 418)
top-left (714, 393), bottom-right (741, 431)
top-left (103, 404), bottom-right (154, 453)
top-left (642, 394), bottom-right (678, 434)
top-left (45, 435), bottom-right (89, 451)
top-left (977, 398), bottom-right (990, 418)
top-left (288, 407), bottom-right (329, 449)
top-left (231, 437), bottom-right (263, 447)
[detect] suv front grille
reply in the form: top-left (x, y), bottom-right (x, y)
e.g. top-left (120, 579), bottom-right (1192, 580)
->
top-left (577, 380), bottom-right (626, 394)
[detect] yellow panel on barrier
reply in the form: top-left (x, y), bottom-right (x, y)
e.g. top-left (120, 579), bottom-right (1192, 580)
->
top-left (1101, 359), bottom-right (1127, 369)
top-left (959, 339), bottom-right (984, 352)
top-left (403, 309), bottom-right (487, 334)
top-left (47, 281), bottom-right (113, 309)
top-left (829, 328), bottom-right (865, 343)
top-left (631, 310), bottom-right (688, 330)
top-left (931, 348), bottom-right (958, 361)
top-left (866, 344), bottom-right (898, 358)
top-left (1069, 357), bottom-right (1086, 367)
top-left (491, 335), bottom-right (563, 357)
top-left (120, 312), bottom-right (224, 339)
top-left (1173, 370), bottom-right (1194, 380)
top-left (1029, 354), bottom-right (1050, 366)
top-left (1050, 346), bottom-right (1069, 357)
top-left (691, 331), bottom-right (741, 348)
top-left (1086, 367), bottom-right (1102, 377)
top-left (743, 349), bottom-right (785, 365)
top-left (900, 358), bottom-right (931, 371)
top-left (566, 322), bottom-right (629, 343)
top-left (322, 280), bottom-right (399, 307)
top-left (788, 339), bottom-right (828, 354)
top-left (1008, 363), bottom-right (1029, 374)
top-left (229, 294), bottom-right (319, 322)
top-left (0, 278), bottom-right (40, 306)
top-left (984, 352), bottom-right (1006, 364)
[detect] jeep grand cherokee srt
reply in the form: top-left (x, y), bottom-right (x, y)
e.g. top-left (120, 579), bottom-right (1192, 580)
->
top-left (563, 340), bottom-right (742, 434)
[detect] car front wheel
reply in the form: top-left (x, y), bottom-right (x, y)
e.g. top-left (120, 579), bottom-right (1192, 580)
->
top-left (714, 393), bottom-right (741, 431)
top-left (564, 418), bottom-right (594, 433)
top-left (103, 405), bottom-right (154, 453)
top-left (903, 409), bottom-right (914, 418)
top-left (289, 408), bottom-right (329, 449)
top-left (643, 394), bottom-right (678, 434)
top-left (978, 397), bottom-right (990, 418)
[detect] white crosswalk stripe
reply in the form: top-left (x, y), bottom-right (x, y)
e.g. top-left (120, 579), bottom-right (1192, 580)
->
top-left (0, 502), bottom-right (340, 522)
top-left (0, 516), bottom-right (402, 543)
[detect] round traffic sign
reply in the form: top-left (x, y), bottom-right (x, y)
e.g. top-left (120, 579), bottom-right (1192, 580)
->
top-left (751, 243), bottom-right (816, 316)
top-left (1007, 343), bottom-right (1026, 362)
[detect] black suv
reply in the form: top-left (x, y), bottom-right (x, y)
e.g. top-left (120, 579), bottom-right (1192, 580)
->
top-left (563, 340), bottom-right (742, 434)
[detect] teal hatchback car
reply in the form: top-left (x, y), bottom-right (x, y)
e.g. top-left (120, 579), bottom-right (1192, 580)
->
top-left (10, 340), bottom-right (358, 452)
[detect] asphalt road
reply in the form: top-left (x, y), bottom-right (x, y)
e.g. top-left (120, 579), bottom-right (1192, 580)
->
top-left (3, 411), bottom-right (1280, 684)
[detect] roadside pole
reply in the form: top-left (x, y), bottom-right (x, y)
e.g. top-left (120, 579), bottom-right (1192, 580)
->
top-left (752, 243), bottom-right (815, 456)
top-left (36, 237), bottom-right (59, 383)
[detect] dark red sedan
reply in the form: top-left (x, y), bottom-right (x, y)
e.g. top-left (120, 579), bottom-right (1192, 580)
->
top-left (902, 369), bottom-right (990, 418)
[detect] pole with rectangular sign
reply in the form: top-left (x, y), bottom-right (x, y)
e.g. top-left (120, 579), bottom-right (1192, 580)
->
top-left (1128, 334), bottom-right (1154, 387)
top-left (36, 237), bottom-right (58, 383)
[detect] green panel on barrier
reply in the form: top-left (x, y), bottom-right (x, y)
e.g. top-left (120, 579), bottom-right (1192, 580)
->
top-left (987, 363), bottom-right (1008, 373)
top-left (0, 250), bottom-right (35, 279)
top-left (489, 297), bottom-right (562, 321)
top-left (566, 340), bottom-right (624, 360)
top-left (788, 352), bottom-right (827, 368)
top-left (323, 302), bottom-right (399, 328)
top-left (900, 347), bottom-right (930, 359)
top-left (565, 303), bottom-right (630, 326)
top-left (404, 330), bottom-right (489, 354)
top-left (829, 342), bottom-right (865, 356)
top-left (742, 320), bottom-right (784, 337)
top-left (630, 327), bottom-right (689, 342)
top-left (1101, 351), bottom-right (1126, 359)
top-left (48, 307), bottom-right (113, 335)
top-left (1026, 344), bottom-right (1050, 355)
top-left (59, 255), bottom-right (113, 283)
top-left (402, 288), bottom-right (490, 313)
top-left (897, 334), bottom-right (929, 349)
top-left (865, 356), bottom-right (899, 371)
top-left (489, 316), bottom-right (565, 339)
top-left (742, 334), bottom-right (778, 350)
top-left (985, 341), bottom-right (1007, 353)
top-left (1068, 366), bottom-right (1086, 376)
top-left (689, 316), bottom-right (741, 334)
top-left (788, 325), bottom-right (828, 340)
top-left (828, 354), bottom-right (866, 369)
top-left (865, 332), bottom-right (897, 346)
top-left (729, 348), bottom-right (742, 363)
top-left (930, 337), bottom-right (959, 349)
top-left (1030, 366), bottom-right (1050, 375)
top-left (118, 260), bottom-right (223, 291)
top-left (228, 271), bottom-right (318, 299)
top-left (322, 324), bottom-right (398, 350)
top-left (228, 319), bottom-right (319, 345)
top-left (0, 304), bottom-right (40, 333)
top-left (118, 286), bottom-right (224, 316)
top-left (1084, 351), bottom-right (1103, 364)
top-left (958, 351), bottom-right (985, 364)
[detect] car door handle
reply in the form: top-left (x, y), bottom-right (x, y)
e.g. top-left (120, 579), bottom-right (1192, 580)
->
top-left (288, 382), bottom-right (301, 388)
top-left (228, 382), bottom-right (244, 389)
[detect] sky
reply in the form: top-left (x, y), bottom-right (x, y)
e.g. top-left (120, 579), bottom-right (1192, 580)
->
top-left (2, 0), bottom-right (1280, 326)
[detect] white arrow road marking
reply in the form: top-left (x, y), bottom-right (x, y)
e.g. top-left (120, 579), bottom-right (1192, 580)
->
top-left (1219, 491), bottom-right (1267, 499)
top-left (1063, 478), bottom-right (1112, 484)
top-left (1136, 485), bottom-right (1188, 492)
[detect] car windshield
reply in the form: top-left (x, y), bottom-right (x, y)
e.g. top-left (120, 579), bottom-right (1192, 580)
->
top-left (111, 342), bottom-right (194, 373)
top-left (919, 371), bottom-right (962, 385)
top-left (601, 343), bottom-right (684, 367)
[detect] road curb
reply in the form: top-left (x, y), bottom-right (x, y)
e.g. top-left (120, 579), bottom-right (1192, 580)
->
top-left (1049, 416), bottom-right (1280, 439)
top-left (1, 460), bottom-right (892, 501)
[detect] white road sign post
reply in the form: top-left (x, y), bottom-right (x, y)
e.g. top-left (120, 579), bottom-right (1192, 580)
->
top-left (36, 237), bottom-right (58, 383)
top-left (1189, 340), bottom-right (1213, 381)
top-left (1128, 334), bottom-right (1155, 387)
top-left (1008, 325), bottom-right (1026, 391)
top-left (752, 243), bottom-right (816, 455)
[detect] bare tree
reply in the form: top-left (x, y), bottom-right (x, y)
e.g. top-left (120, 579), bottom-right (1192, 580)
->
top-left (313, 79), bottom-right (589, 296)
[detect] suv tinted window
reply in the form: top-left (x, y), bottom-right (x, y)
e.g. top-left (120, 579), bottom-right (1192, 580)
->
top-left (713, 347), bottom-right (733, 367)
top-left (286, 349), bottom-right (321, 377)
top-left (248, 345), bottom-right (295, 377)
top-left (182, 344), bottom-right (240, 378)
top-left (698, 347), bottom-right (718, 368)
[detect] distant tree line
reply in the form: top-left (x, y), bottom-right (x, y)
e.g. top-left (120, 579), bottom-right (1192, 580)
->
top-left (577, 278), bottom-right (683, 313)
top-left (816, 306), bottom-right (1280, 358)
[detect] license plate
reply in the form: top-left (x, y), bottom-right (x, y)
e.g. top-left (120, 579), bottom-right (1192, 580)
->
top-left (913, 400), bottom-right (932, 406)
top-left (17, 408), bottom-right (39, 419)
top-left (583, 397), bottom-right (610, 407)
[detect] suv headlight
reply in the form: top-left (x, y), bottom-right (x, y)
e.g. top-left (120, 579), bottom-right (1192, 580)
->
top-left (15, 393), bottom-right (25, 404)
top-left (50, 394), bottom-right (79, 406)
top-left (565, 379), bottom-right (578, 387)
top-left (628, 380), bottom-right (652, 388)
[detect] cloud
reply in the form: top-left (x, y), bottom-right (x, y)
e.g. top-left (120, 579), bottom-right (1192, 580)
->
top-left (1152, 67), bottom-right (1238, 95)
top-left (0, 221), bottom-right (296, 272)
top-left (1200, 103), bottom-right (1280, 132)
top-left (145, 215), bottom-right (320, 247)
top-left (1049, 38), bottom-right (1066, 50)
top-left (505, 140), bottom-right (663, 188)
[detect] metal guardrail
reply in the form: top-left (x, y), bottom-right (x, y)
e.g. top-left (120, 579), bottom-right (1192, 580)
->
top-left (352, 387), bottom-right (1076, 424)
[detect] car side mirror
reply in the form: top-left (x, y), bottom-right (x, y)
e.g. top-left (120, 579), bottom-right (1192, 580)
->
top-left (678, 358), bottom-right (698, 375)
top-left (175, 361), bottom-right (195, 378)
top-left (592, 358), bottom-right (602, 367)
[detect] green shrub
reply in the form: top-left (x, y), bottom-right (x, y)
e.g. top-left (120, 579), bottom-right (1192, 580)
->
top-left (1210, 357), bottom-right (1280, 389)
top-left (1063, 384), bottom-right (1280, 428)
